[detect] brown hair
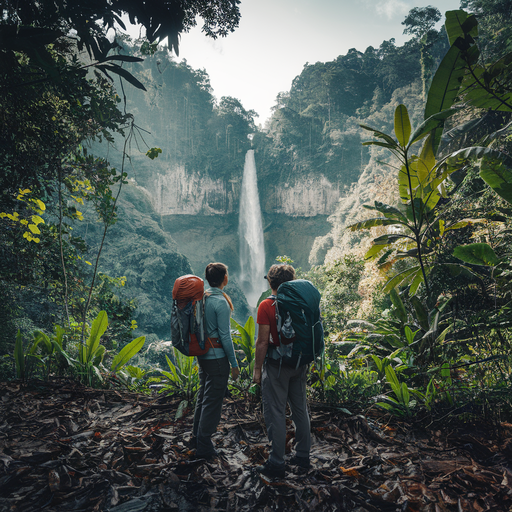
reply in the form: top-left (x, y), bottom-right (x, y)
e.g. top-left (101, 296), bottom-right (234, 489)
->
top-left (266, 264), bottom-right (295, 291)
top-left (205, 262), bottom-right (233, 311)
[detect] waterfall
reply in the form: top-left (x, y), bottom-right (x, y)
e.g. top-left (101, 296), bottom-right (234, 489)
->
top-left (239, 150), bottom-right (266, 306)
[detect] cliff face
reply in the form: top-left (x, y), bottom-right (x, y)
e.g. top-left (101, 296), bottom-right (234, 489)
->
top-left (264, 175), bottom-right (340, 217)
top-left (149, 165), bottom-right (237, 215)
top-left (144, 163), bottom-right (340, 218)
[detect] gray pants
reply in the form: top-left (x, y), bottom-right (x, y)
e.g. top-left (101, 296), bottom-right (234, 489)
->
top-left (193, 357), bottom-right (230, 456)
top-left (261, 360), bottom-right (311, 466)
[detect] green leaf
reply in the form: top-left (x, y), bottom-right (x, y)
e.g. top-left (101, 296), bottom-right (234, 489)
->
top-left (244, 316), bottom-right (256, 340)
top-left (364, 243), bottom-right (390, 260)
top-left (480, 158), bottom-right (512, 205)
top-left (165, 355), bottom-right (180, 381)
top-left (347, 218), bottom-right (402, 232)
top-left (394, 105), bottom-right (411, 147)
top-left (111, 336), bottom-right (146, 372)
top-left (365, 201), bottom-right (409, 222)
top-left (51, 341), bottom-right (76, 367)
top-left (92, 345), bottom-right (105, 366)
top-left (146, 147), bottom-right (162, 160)
top-left (445, 10), bottom-right (478, 46)
top-left (86, 311), bottom-right (108, 363)
top-left (97, 64), bottom-right (147, 91)
top-left (424, 43), bottom-right (466, 153)
top-left (385, 365), bottom-right (401, 396)
top-left (231, 318), bottom-right (253, 360)
top-left (383, 267), bottom-right (421, 294)
top-left (359, 124), bottom-right (398, 147)
top-left (371, 354), bottom-right (383, 373)
top-left (33, 331), bottom-right (52, 354)
top-left (389, 288), bottom-right (407, 324)
top-left (453, 243), bottom-right (499, 266)
top-left (408, 268), bottom-right (425, 296)
top-left (100, 55), bottom-right (144, 63)
top-left (401, 382), bottom-right (410, 406)
top-left (410, 296), bottom-right (429, 331)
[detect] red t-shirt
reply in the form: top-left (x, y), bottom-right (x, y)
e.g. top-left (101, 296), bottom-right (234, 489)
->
top-left (257, 297), bottom-right (279, 346)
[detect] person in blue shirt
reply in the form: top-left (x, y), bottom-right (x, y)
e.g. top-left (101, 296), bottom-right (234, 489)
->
top-left (192, 262), bottom-right (240, 459)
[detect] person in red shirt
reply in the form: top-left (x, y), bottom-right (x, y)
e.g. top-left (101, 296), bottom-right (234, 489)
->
top-left (253, 264), bottom-right (311, 478)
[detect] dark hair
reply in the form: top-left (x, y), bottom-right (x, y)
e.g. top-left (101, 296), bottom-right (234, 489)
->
top-left (266, 264), bottom-right (295, 290)
top-left (205, 262), bottom-right (228, 287)
top-left (205, 262), bottom-right (233, 311)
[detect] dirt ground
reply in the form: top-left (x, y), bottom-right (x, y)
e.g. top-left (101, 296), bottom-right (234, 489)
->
top-left (0, 379), bottom-right (511, 511)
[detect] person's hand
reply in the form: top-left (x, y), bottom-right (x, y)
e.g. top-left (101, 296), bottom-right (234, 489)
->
top-left (253, 367), bottom-right (262, 385)
top-left (231, 367), bottom-right (240, 381)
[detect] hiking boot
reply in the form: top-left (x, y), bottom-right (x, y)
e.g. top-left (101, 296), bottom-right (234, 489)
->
top-left (256, 460), bottom-right (286, 479)
top-left (289, 455), bottom-right (311, 469)
top-left (195, 449), bottom-right (219, 461)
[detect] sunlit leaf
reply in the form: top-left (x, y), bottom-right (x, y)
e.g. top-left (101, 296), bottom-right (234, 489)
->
top-left (453, 243), bottom-right (499, 266)
top-left (445, 10), bottom-right (478, 46)
top-left (111, 336), bottom-right (146, 372)
top-left (394, 104), bottom-right (411, 147)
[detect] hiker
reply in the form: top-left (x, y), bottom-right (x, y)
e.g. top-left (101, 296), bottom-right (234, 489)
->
top-left (253, 264), bottom-right (312, 478)
top-left (192, 262), bottom-right (240, 459)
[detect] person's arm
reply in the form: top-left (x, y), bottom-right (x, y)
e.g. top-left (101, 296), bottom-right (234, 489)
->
top-left (215, 299), bottom-right (240, 380)
top-left (253, 324), bottom-right (270, 385)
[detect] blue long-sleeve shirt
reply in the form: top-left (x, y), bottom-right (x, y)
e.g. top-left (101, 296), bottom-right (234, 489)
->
top-left (199, 287), bottom-right (238, 368)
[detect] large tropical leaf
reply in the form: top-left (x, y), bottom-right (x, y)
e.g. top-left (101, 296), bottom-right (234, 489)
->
top-left (363, 201), bottom-right (409, 222)
top-left (383, 266), bottom-right (422, 293)
top-left (453, 243), bottom-right (499, 266)
top-left (96, 64), bottom-right (147, 91)
top-left (394, 104), bottom-right (411, 147)
top-left (230, 318), bottom-right (253, 360)
top-left (410, 296), bottom-right (429, 331)
top-left (389, 288), bottom-right (407, 324)
top-left (111, 336), bottom-right (146, 372)
top-left (359, 124), bottom-right (398, 147)
top-left (244, 316), bottom-right (256, 340)
top-left (408, 268), bottom-right (425, 296)
top-left (85, 310), bottom-right (108, 363)
top-left (480, 158), bottom-right (512, 205)
top-left (364, 243), bottom-right (390, 260)
top-left (408, 109), bottom-right (458, 148)
top-left (424, 45), bottom-right (466, 153)
top-left (398, 163), bottom-right (420, 202)
top-left (445, 10), bottom-right (478, 46)
top-left (347, 217), bottom-right (402, 231)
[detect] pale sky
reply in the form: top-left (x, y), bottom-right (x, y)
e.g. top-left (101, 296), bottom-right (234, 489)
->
top-left (128, 0), bottom-right (462, 125)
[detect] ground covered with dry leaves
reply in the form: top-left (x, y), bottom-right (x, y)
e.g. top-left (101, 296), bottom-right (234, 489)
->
top-left (1, 380), bottom-right (512, 511)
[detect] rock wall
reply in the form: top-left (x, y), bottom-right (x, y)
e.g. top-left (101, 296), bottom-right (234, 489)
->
top-left (264, 176), bottom-right (340, 217)
top-left (148, 165), bottom-right (237, 215)
top-left (145, 164), bottom-right (340, 218)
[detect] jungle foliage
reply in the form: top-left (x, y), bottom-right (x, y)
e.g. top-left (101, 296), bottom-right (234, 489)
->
top-left (2, 0), bottom-right (512, 428)
top-left (0, 1), bottom-right (241, 378)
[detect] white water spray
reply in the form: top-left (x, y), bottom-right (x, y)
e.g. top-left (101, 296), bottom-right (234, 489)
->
top-left (239, 150), bottom-right (266, 306)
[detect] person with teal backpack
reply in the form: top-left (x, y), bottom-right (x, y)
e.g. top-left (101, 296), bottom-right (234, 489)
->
top-left (253, 264), bottom-right (324, 478)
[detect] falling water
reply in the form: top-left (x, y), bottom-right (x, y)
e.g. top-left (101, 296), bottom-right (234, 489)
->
top-left (239, 150), bottom-right (266, 306)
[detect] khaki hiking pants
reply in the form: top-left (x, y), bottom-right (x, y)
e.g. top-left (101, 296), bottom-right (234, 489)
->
top-left (261, 359), bottom-right (311, 466)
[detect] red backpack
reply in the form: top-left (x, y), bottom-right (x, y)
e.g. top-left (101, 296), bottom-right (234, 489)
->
top-left (170, 275), bottom-right (209, 356)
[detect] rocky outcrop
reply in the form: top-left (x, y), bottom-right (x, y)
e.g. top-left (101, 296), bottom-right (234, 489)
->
top-left (264, 176), bottom-right (340, 217)
top-left (144, 164), bottom-right (340, 218)
top-left (149, 165), bottom-right (238, 215)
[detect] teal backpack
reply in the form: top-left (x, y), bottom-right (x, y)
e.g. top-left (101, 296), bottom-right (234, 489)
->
top-left (275, 279), bottom-right (324, 368)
